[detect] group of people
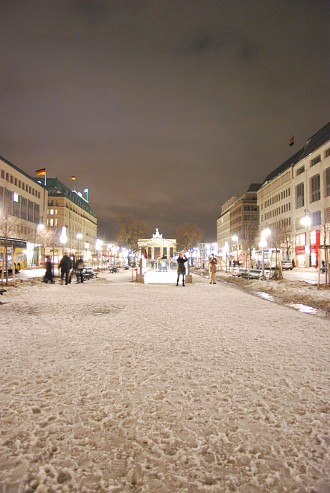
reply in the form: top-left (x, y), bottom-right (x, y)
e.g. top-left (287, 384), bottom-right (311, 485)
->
top-left (44, 252), bottom-right (218, 287)
top-left (43, 254), bottom-right (85, 285)
top-left (176, 252), bottom-right (217, 286)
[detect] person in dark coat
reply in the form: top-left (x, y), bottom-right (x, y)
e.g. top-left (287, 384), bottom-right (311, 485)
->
top-left (75, 257), bottom-right (85, 283)
top-left (176, 252), bottom-right (188, 286)
top-left (44, 256), bottom-right (54, 283)
top-left (58, 253), bottom-right (72, 285)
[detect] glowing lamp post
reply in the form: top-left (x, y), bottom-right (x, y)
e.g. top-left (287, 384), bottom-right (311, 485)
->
top-left (232, 235), bottom-right (239, 266)
top-left (301, 214), bottom-right (312, 267)
top-left (59, 226), bottom-right (68, 258)
top-left (95, 239), bottom-right (103, 269)
top-left (84, 242), bottom-right (89, 263)
top-left (76, 233), bottom-right (83, 257)
top-left (259, 228), bottom-right (271, 279)
top-left (224, 241), bottom-right (229, 272)
top-left (37, 223), bottom-right (45, 265)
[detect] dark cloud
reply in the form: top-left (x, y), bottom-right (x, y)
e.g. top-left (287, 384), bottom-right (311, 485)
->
top-left (0, 0), bottom-right (329, 241)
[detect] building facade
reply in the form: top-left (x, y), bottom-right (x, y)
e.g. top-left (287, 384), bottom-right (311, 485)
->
top-left (41, 178), bottom-right (98, 265)
top-left (217, 184), bottom-right (260, 266)
top-left (0, 155), bottom-right (48, 268)
top-left (258, 122), bottom-right (330, 267)
top-left (0, 154), bottom-right (99, 269)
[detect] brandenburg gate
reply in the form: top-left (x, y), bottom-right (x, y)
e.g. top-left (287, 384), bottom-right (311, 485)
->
top-left (138, 228), bottom-right (177, 259)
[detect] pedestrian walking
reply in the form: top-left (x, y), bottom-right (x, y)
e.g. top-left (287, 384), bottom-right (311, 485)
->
top-left (58, 253), bottom-right (72, 285)
top-left (209, 254), bottom-right (217, 284)
top-left (176, 252), bottom-right (188, 286)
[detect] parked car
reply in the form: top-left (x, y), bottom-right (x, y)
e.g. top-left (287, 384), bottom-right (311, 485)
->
top-left (281, 261), bottom-right (293, 270)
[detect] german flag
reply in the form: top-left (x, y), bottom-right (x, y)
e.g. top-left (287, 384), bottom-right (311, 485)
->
top-left (71, 176), bottom-right (76, 181)
top-left (35, 168), bottom-right (46, 176)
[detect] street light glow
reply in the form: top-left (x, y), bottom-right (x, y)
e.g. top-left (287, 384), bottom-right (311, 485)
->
top-left (301, 216), bottom-right (311, 227)
top-left (59, 226), bottom-right (67, 245)
top-left (261, 228), bottom-right (271, 238)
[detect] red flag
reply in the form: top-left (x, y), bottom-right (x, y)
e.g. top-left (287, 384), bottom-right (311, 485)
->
top-left (289, 136), bottom-right (294, 147)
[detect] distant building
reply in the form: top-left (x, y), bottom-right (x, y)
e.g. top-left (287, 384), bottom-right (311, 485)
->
top-left (217, 184), bottom-right (261, 265)
top-left (138, 228), bottom-right (176, 259)
top-left (39, 178), bottom-right (98, 264)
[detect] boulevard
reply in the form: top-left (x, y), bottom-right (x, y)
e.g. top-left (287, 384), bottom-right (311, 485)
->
top-left (0, 270), bottom-right (329, 492)
top-left (7, 264), bottom-right (324, 285)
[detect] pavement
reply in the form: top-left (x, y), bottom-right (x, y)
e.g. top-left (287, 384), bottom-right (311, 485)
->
top-left (0, 265), bottom-right (326, 285)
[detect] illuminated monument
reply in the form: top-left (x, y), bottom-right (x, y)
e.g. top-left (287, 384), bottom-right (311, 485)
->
top-left (138, 228), bottom-right (177, 259)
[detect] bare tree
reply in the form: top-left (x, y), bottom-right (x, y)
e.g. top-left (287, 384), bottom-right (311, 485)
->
top-left (320, 205), bottom-right (330, 247)
top-left (116, 214), bottom-right (148, 253)
top-left (242, 223), bottom-right (259, 268)
top-left (174, 223), bottom-right (203, 253)
top-left (0, 210), bottom-right (17, 284)
top-left (267, 222), bottom-right (284, 280)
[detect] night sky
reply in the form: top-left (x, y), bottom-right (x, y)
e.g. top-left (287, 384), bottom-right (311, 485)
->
top-left (1, 0), bottom-right (329, 242)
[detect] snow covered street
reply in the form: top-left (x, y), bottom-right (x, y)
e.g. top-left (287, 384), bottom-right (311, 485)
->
top-left (1, 272), bottom-right (329, 493)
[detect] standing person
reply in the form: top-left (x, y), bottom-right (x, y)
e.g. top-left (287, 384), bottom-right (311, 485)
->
top-left (176, 252), bottom-right (188, 286)
top-left (209, 254), bottom-right (217, 284)
top-left (43, 256), bottom-right (54, 283)
top-left (58, 253), bottom-right (72, 285)
top-left (75, 257), bottom-right (85, 283)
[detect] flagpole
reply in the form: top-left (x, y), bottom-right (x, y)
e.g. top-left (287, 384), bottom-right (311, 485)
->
top-left (289, 135), bottom-right (295, 153)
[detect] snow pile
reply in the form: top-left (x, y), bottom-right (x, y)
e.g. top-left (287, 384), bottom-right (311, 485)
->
top-left (0, 272), bottom-right (329, 492)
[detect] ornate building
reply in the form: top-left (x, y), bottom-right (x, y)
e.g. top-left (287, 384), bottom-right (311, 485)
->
top-left (138, 228), bottom-right (177, 259)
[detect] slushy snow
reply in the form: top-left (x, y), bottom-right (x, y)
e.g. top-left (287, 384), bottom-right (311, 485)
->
top-left (0, 271), bottom-right (329, 492)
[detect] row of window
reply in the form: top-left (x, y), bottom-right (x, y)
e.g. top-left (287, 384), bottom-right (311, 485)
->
top-left (0, 169), bottom-right (41, 198)
top-left (0, 186), bottom-right (40, 223)
top-left (296, 168), bottom-right (330, 208)
top-left (264, 202), bottom-right (291, 220)
top-left (243, 214), bottom-right (258, 221)
top-left (295, 149), bottom-right (330, 176)
top-left (11, 224), bottom-right (36, 238)
top-left (264, 188), bottom-right (291, 208)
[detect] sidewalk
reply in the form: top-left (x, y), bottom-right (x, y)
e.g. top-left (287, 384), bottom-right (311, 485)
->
top-left (0, 272), bottom-right (329, 492)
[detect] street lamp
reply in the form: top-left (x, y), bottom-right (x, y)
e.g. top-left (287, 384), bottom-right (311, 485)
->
top-left (37, 223), bottom-right (45, 266)
top-left (232, 235), bottom-right (238, 266)
top-left (301, 213), bottom-right (312, 267)
top-left (59, 226), bottom-right (68, 257)
top-left (95, 239), bottom-right (103, 269)
top-left (76, 233), bottom-right (83, 256)
top-left (224, 241), bottom-right (229, 272)
top-left (259, 228), bottom-right (271, 279)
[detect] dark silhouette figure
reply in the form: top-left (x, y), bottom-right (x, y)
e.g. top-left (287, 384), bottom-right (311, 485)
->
top-left (44, 256), bottom-right (54, 283)
top-left (75, 257), bottom-right (85, 283)
top-left (176, 253), bottom-right (188, 286)
top-left (59, 254), bottom-right (73, 285)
